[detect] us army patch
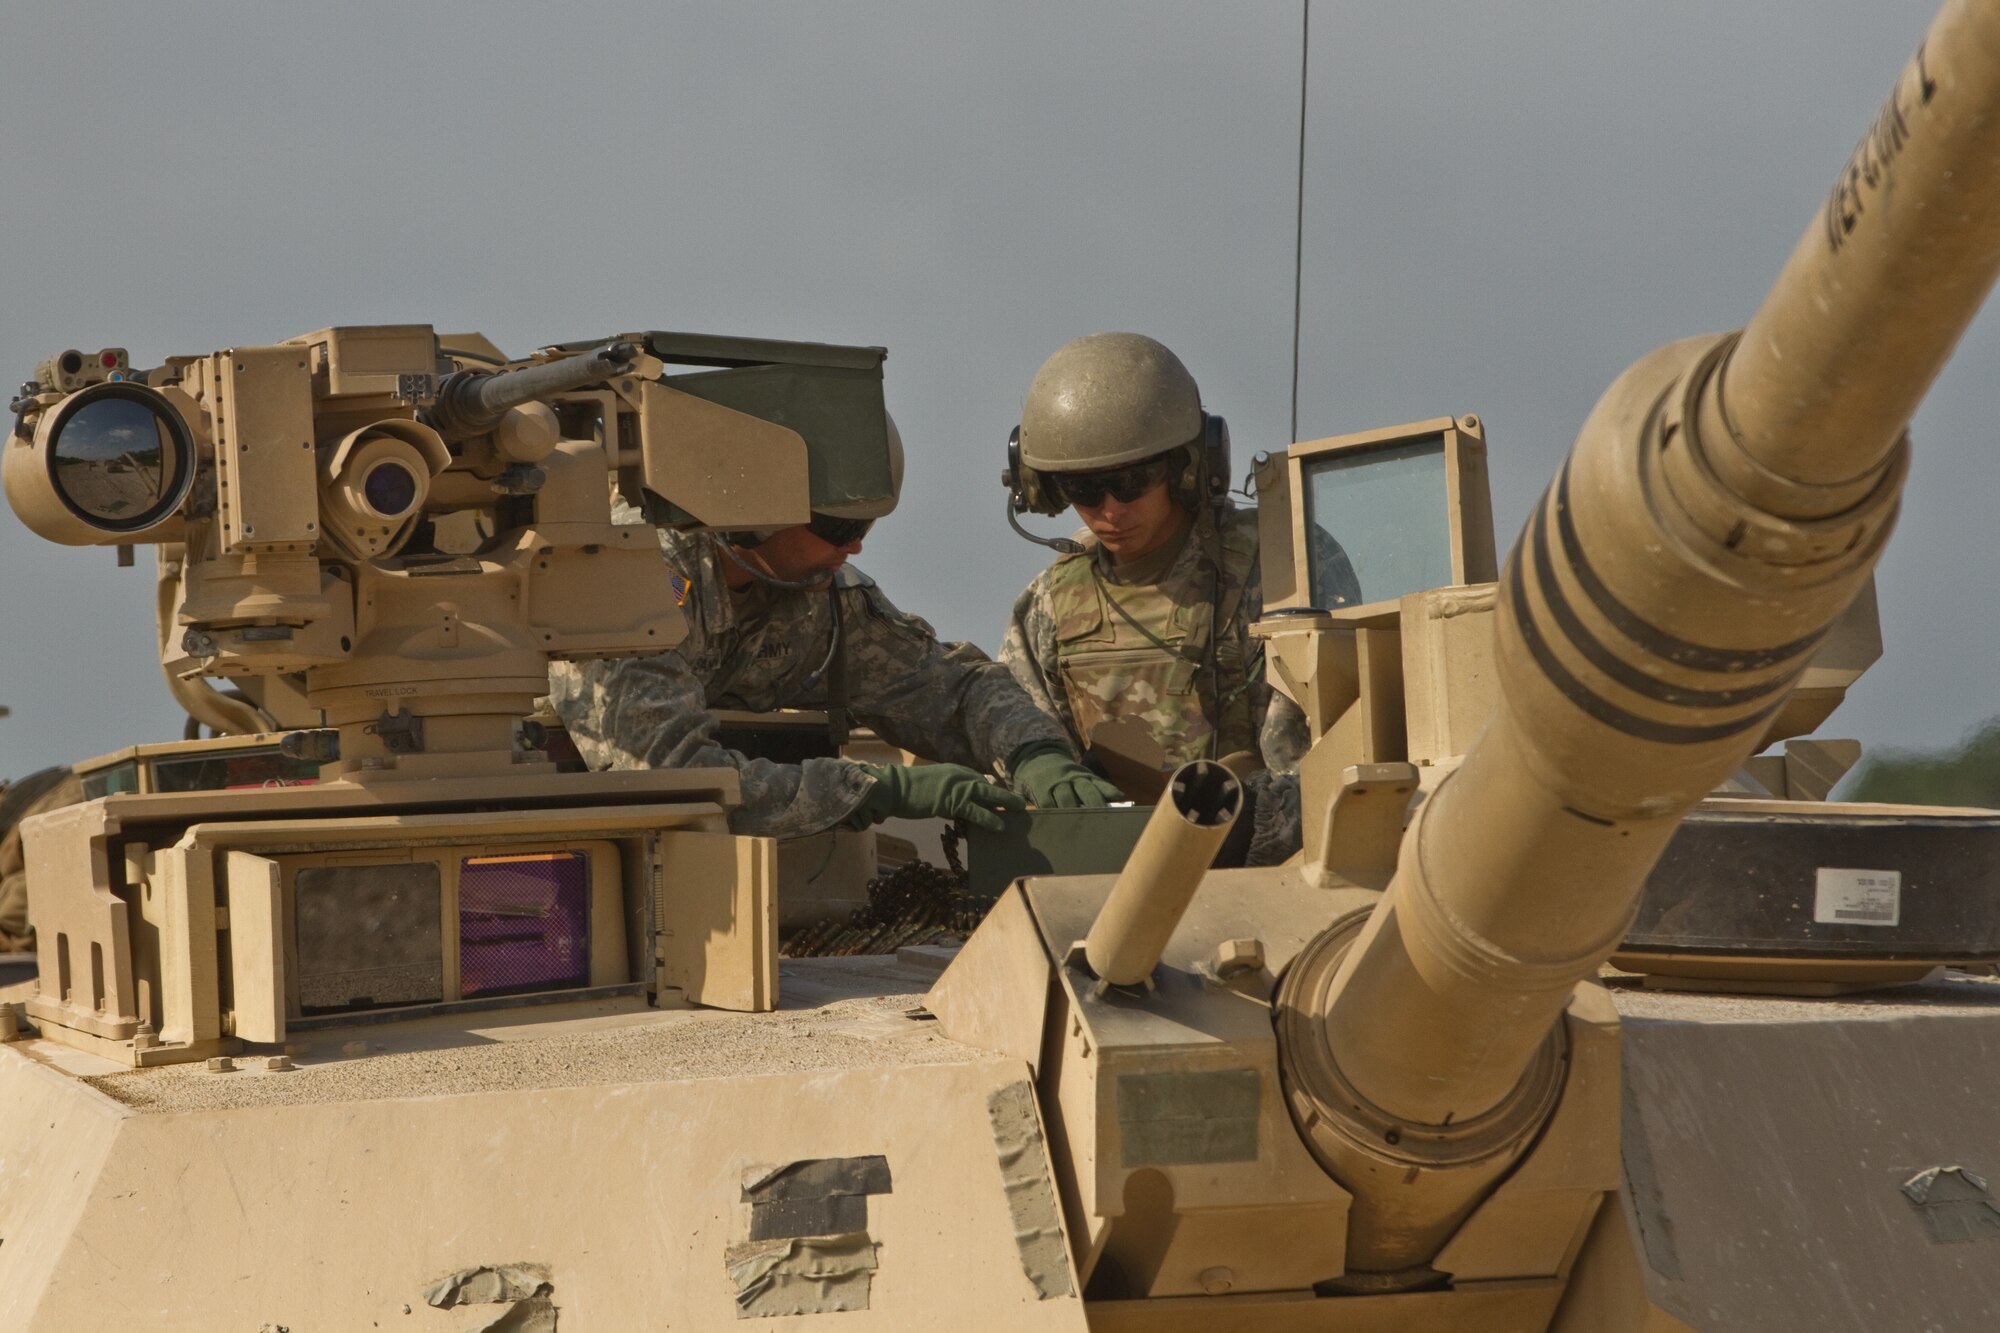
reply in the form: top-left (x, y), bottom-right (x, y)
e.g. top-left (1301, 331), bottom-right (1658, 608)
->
top-left (668, 571), bottom-right (691, 606)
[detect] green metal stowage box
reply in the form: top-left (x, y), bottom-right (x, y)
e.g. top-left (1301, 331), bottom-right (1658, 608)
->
top-left (962, 805), bottom-right (1154, 897)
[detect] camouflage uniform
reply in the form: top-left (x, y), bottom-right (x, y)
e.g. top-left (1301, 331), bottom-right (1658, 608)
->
top-left (551, 524), bottom-right (1071, 840)
top-left (1001, 505), bottom-right (1308, 865)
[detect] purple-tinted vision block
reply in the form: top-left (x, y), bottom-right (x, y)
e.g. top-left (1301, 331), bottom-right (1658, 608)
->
top-left (459, 851), bottom-right (589, 998)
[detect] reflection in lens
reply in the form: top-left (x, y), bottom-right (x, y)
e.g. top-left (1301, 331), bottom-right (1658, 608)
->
top-left (49, 395), bottom-right (181, 525)
top-left (362, 461), bottom-right (419, 517)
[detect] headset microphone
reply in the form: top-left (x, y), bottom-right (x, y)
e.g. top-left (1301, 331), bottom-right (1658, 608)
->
top-left (1001, 426), bottom-right (1084, 554)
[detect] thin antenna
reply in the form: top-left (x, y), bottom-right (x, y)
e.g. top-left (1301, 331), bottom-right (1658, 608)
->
top-left (1289, 0), bottom-right (1310, 446)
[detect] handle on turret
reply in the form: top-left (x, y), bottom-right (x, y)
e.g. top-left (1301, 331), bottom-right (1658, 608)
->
top-left (1278, 0), bottom-right (2000, 1279)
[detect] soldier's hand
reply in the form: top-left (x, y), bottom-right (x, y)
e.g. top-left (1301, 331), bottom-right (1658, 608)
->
top-left (850, 762), bottom-right (1027, 832)
top-left (1011, 743), bottom-right (1123, 809)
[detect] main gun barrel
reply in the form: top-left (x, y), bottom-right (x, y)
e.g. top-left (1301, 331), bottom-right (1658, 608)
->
top-left (1278, 0), bottom-right (2000, 1277)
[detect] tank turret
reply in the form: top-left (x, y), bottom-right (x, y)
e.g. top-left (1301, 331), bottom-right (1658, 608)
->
top-left (928, 0), bottom-right (2000, 1321)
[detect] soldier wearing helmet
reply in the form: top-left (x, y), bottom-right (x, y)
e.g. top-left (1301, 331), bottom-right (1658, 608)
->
top-left (1000, 334), bottom-right (1344, 865)
top-left (551, 412), bottom-right (1116, 840)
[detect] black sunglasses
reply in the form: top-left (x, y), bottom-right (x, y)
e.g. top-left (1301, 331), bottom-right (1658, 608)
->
top-left (1052, 457), bottom-right (1172, 509)
top-left (806, 511), bottom-right (874, 547)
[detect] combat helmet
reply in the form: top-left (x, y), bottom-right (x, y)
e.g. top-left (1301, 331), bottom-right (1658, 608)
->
top-left (795, 410), bottom-right (903, 548)
top-left (1006, 333), bottom-right (1228, 517)
top-left (813, 410), bottom-right (904, 521)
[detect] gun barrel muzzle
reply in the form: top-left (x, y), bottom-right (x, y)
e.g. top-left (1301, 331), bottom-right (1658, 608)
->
top-left (1083, 760), bottom-right (1243, 987)
top-left (1725, 0), bottom-right (2000, 512)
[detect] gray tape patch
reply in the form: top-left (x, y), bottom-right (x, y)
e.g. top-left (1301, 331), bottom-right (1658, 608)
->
top-left (742, 1156), bottom-right (893, 1241)
top-left (725, 1234), bottom-right (880, 1318)
top-left (421, 1264), bottom-right (556, 1332)
top-left (987, 1081), bottom-right (1077, 1300)
top-left (461, 1299), bottom-right (557, 1333)
top-left (730, 1157), bottom-right (892, 1314)
top-left (1902, 1166), bottom-right (2000, 1243)
top-left (1117, 1069), bottom-right (1259, 1168)
top-left (424, 1264), bottom-right (552, 1309)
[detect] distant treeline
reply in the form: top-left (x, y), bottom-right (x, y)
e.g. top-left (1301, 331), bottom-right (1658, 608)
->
top-left (1846, 718), bottom-right (2000, 808)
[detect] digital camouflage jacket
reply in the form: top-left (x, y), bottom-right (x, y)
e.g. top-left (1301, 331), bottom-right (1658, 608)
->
top-left (1001, 505), bottom-right (1309, 865)
top-left (551, 525), bottom-right (1070, 840)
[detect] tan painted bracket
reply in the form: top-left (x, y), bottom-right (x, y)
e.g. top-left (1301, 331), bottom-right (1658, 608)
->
top-left (1254, 617), bottom-right (1358, 740)
top-left (1303, 762), bottom-right (1420, 890)
top-left (1723, 738), bottom-right (1863, 801)
top-left (223, 850), bottom-right (284, 1044)
top-left (1784, 738), bottom-right (1864, 801)
top-left (636, 379), bottom-right (811, 529)
top-left (655, 832), bottom-right (778, 1012)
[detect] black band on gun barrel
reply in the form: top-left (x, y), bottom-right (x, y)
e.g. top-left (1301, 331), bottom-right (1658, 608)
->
top-left (1505, 539), bottom-right (1786, 747)
top-left (1550, 464), bottom-right (1829, 673)
top-left (1527, 495), bottom-right (1804, 710)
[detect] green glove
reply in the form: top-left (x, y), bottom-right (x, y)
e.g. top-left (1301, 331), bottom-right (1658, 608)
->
top-left (1011, 743), bottom-right (1123, 809)
top-left (848, 762), bottom-right (1027, 832)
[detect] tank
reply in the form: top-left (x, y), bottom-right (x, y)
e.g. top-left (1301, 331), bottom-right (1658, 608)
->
top-left (5, 2), bottom-right (2000, 1329)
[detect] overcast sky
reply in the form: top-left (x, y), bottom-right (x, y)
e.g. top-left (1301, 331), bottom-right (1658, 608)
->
top-left (2, 0), bottom-right (1990, 778)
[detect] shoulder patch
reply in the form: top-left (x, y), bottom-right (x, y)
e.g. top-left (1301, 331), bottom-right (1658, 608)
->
top-left (667, 571), bottom-right (691, 606)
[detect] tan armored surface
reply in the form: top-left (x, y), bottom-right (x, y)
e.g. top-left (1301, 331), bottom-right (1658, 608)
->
top-left (7, 1), bottom-right (2000, 1327)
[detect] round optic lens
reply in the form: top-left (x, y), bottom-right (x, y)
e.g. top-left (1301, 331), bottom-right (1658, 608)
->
top-left (362, 460), bottom-right (419, 517)
top-left (46, 385), bottom-right (193, 532)
top-left (57, 351), bottom-right (83, 376)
